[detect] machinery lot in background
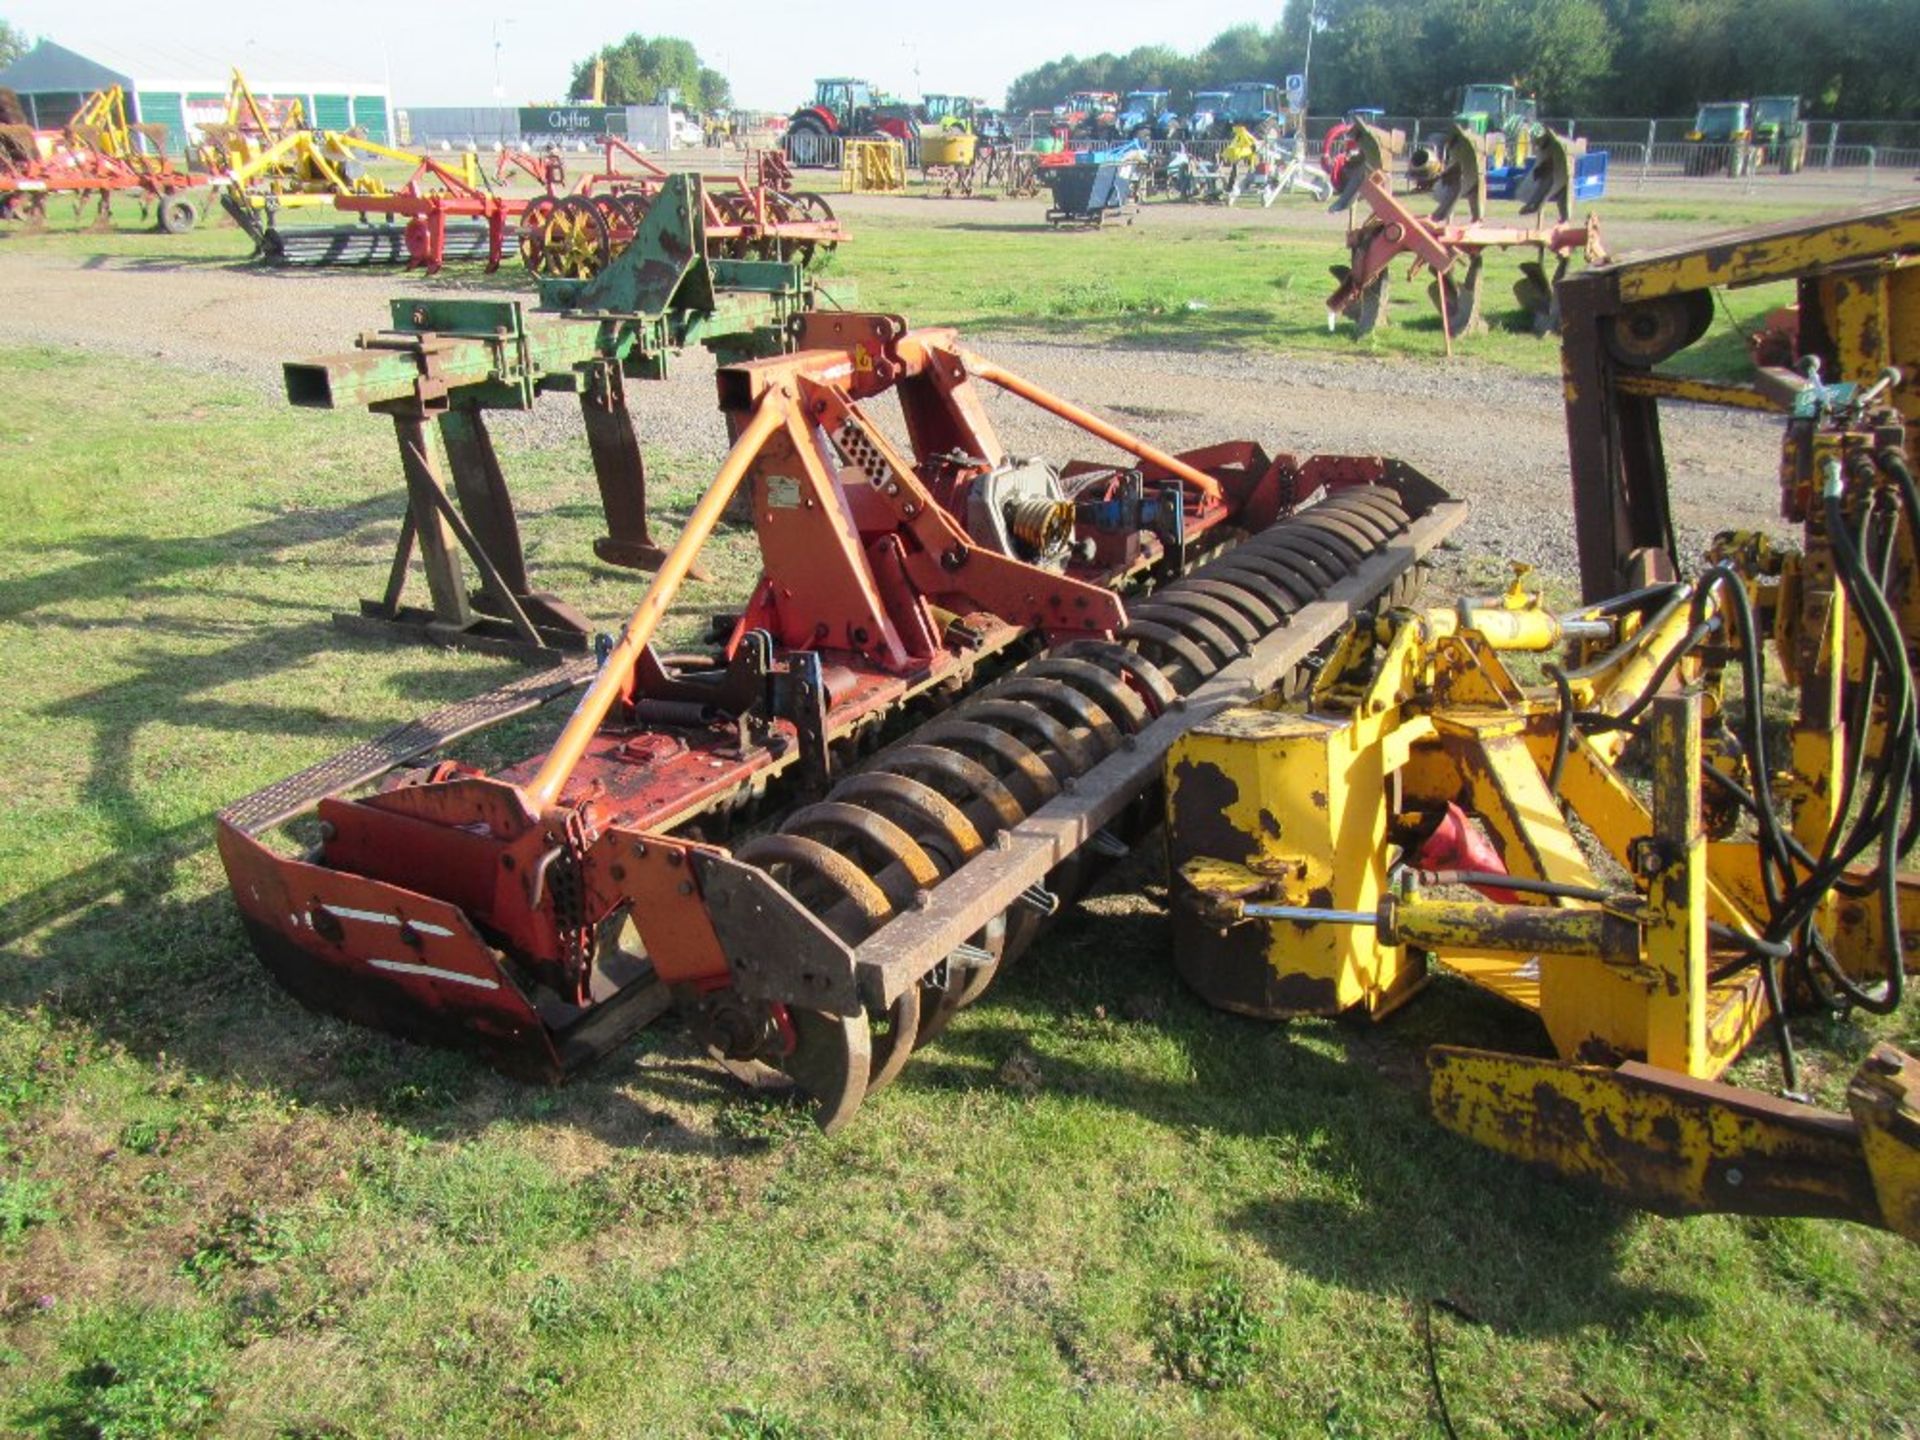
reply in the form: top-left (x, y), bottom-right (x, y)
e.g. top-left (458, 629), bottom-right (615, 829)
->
top-left (0, 171), bottom-right (1914, 1435)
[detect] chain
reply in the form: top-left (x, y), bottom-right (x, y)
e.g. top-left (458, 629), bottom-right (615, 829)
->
top-left (550, 808), bottom-right (599, 1006)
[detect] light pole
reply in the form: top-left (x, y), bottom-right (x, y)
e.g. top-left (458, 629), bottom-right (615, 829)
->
top-left (492, 18), bottom-right (515, 103)
top-left (1301, 1), bottom-right (1320, 113)
top-left (1299, 0), bottom-right (1322, 158)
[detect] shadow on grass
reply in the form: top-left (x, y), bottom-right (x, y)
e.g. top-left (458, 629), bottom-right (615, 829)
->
top-left (0, 494), bottom-right (398, 622)
top-left (902, 871), bottom-right (1697, 1339)
top-left (0, 613), bottom-right (519, 946)
top-left (2, 877), bottom-right (750, 1156)
top-left (0, 492), bottom-right (530, 943)
top-left (0, 823), bottom-right (1732, 1330)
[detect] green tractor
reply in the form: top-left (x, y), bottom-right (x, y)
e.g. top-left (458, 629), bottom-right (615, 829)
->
top-left (1451, 83), bottom-right (1539, 169)
top-left (1749, 94), bottom-right (1807, 174)
top-left (1684, 101), bottom-right (1755, 177)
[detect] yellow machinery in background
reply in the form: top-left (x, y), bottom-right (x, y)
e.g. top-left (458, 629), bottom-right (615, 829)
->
top-left (1166, 197), bottom-right (1920, 1239)
top-left (194, 69), bottom-right (440, 245)
top-left (841, 138), bottom-right (907, 194)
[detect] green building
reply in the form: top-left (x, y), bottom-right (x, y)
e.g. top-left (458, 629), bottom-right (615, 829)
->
top-left (0, 38), bottom-right (393, 153)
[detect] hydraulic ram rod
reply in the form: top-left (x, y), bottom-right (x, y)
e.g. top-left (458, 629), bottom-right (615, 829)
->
top-left (962, 353), bottom-right (1224, 503)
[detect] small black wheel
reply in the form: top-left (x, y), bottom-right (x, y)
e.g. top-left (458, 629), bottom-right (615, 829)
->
top-left (157, 196), bottom-right (199, 235)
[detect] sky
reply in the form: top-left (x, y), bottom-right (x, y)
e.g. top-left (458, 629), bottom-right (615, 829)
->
top-left (3, 0), bottom-right (1291, 111)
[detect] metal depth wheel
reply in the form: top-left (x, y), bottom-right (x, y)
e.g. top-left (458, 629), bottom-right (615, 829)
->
top-left (156, 195), bottom-right (199, 234)
top-left (517, 195), bottom-right (556, 273)
top-left (713, 1004), bottom-right (872, 1133)
top-left (536, 194), bottom-right (610, 279)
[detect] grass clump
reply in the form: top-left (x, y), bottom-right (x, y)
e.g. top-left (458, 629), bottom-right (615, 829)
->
top-left (19, 1305), bottom-right (227, 1439)
top-left (0, 1170), bottom-right (58, 1242)
top-left (1154, 1274), bottom-right (1271, 1390)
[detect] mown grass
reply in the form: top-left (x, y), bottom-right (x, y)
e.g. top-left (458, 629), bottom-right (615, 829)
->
top-left (1, 328), bottom-right (1918, 1438)
top-left (824, 192), bottom-right (1813, 374)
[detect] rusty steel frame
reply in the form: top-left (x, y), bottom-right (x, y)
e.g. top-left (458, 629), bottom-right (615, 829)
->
top-left (286, 174), bottom-right (851, 664)
top-left (1559, 195), bottom-right (1920, 601)
top-left (1328, 171), bottom-right (1604, 351)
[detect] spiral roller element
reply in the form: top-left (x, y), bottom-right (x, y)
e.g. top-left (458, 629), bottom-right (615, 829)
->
top-left (734, 485), bottom-right (1418, 1090)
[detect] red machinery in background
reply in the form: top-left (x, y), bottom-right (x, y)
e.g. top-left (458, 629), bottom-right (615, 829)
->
top-left (220, 313), bottom-right (1461, 1130)
top-left (271, 139), bottom-right (844, 275)
top-left (0, 85), bottom-right (201, 232)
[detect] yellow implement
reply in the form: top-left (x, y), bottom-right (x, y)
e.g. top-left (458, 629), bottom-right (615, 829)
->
top-left (842, 138), bottom-right (906, 194)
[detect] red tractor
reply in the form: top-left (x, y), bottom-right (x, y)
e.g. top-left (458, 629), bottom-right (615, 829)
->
top-left (785, 78), bottom-right (919, 167)
top-left (1054, 90), bottom-right (1120, 140)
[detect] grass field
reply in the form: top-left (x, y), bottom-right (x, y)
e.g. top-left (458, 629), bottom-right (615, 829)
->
top-left (1, 189), bottom-right (1917, 1438)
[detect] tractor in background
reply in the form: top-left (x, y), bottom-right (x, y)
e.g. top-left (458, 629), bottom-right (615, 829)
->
top-left (1188, 90), bottom-right (1230, 140)
top-left (1449, 83), bottom-right (1539, 169)
top-left (1116, 90), bottom-right (1184, 143)
top-left (1054, 90), bottom-right (1120, 140)
top-left (1213, 81), bottom-right (1288, 140)
top-left (784, 78), bottom-right (919, 167)
top-left (1750, 94), bottom-right (1807, 173)
top-left (1683, 100), bottom-right (1756, 176)
top-left (921, 94), bottom-right (978, 132)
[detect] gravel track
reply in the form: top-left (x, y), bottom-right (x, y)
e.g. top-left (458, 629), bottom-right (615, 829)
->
top-left (0, 243), bottom-right (1789, 586)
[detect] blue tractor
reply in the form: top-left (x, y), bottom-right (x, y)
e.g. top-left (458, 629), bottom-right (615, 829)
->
top-left (1188, 89), bottom-right (1230, 140)
top-left (1215, 81), bottom-right (1287, 140)
top-left (1115, 89), bottom-right (1184, 142)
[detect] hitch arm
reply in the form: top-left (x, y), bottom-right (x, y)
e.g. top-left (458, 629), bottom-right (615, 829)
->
top-left (962, 352), bottom-right (1223, 504)
top-left (527, 389), bottom-right (792, 810)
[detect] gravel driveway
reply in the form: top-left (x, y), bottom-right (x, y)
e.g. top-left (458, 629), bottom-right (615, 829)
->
top-left (0, 242), bottom-right (1789, 588)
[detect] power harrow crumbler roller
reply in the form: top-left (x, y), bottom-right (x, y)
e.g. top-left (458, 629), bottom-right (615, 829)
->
top-left (221, 312), bottom-right (1463, 1127)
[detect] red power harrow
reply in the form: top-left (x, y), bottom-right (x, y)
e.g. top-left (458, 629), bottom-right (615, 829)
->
top-left (220, 314), bottom-right (1463, 1128)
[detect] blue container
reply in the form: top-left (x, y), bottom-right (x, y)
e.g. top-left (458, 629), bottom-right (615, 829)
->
top-left (1571, 149), bottom-right (1608, 202)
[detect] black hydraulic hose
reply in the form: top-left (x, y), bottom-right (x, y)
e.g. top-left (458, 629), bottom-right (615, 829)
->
top-left (1832, 495), bottom-right (1900, 894)
top-left (1757, 949), bottom-right (1801, 1094)
top-left (1579, 615), bottom-right (1718, 739)
top-left (1775, 494), bottom-right (1899, 917)
top-left (1872, 444), bottom-right (1920, 862)
top-left (1562, 582), bottom-right (1691, 623)
top-left (1419, 870), bottom-right (1610, 903)
top-left (1773, 478), bottom-right (1912, 1012)
top-left (1814, 478), bottom-right (1913, 876)
top-left (1544, 664), bottom-right (1575, 795)
top-left (1701, 764), bottom-right (1821, 871)
top-left (1690, 566), bottom-right (1799, 914)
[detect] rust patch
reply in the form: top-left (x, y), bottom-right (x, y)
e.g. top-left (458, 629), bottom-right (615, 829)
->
top-left (1170, 907), bottom-right (1343, 1019)
top-left (1169, 758), bottom-right (1253, 864)
top-left (1258, 808), bottom-right (1284, 838)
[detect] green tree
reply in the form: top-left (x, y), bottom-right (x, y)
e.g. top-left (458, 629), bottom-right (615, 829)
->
top-left (568, 34), bottom-right (727, 110)
top-left (0, 18), bottom-right (29, 69)
top-left (1010, 0), bottom-right (1918, 120)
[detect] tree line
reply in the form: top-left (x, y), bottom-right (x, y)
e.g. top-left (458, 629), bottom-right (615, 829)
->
top-left (1005, 0), bottom-right (1919, 120)
top-left (567, 34), bottom-right (731, 112)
